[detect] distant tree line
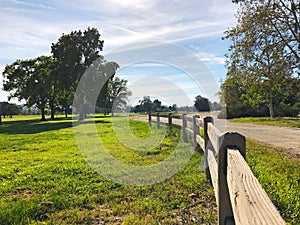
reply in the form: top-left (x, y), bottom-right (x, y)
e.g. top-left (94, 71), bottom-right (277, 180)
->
top-left (220, 0), bottom-right (300, 118)
top-left (131, 96), bottom-right (177, 113)
top-left (0, 102), bottom-right (21, 124)
top-left (2, 28), bottom-right (130, 121)
top-left (131, 95), bottom-right (222, 113)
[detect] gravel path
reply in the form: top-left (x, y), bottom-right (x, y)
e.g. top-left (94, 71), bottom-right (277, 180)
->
top-left (130, 114), bottom-right (300, 158)
top-left (214, 118), bottom-right (300, 157)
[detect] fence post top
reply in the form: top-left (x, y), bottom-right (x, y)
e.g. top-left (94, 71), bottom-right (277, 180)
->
top-left (219, 131), bottom-right (246, 159)
top-left (204, 116), bottom-right (214, 123)
top-left (221, 131), bottom-right (245, 139)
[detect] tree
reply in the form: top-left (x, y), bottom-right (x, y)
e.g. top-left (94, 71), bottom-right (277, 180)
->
top-left (0, 102), bottom-right (21, 124)
top-left (140, 96), bottom-right (153, 113)
top-left (51, 27), bottom-right (105, 118)
top-left (152, 99), bottom-right (162, 112)
top-left (3, 56), bottom-right (55, 121)
top-left (222, 0), bottom-right (299, 118)
top-left (107, 77), bottom-right (131, 116)
top-left (194, 95), bottom-right (210, 112)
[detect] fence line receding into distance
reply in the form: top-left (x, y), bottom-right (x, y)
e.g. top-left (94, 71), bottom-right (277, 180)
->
top-left (148, 113), bottom-right (286, 225)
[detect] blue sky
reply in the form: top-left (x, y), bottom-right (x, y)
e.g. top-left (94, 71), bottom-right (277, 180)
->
top-left (0, 0), bottom-right (238, 106)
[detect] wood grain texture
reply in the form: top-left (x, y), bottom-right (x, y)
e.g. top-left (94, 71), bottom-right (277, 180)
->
top-left (196, 117), bottom-right (203, 127)
top-left (196, 134), bottom-right (205, 150)
top-left (207, 122), bottom-right (222, 152)
top-left (227, 149), bottom-right (286, 225)
top-left (207, 148), bottom-right (219, 203)
top-left (185, 127), bottom-right (193, 136)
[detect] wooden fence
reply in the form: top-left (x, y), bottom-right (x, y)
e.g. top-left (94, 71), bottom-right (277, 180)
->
top-left (148, 113), bottom-right (286, 225)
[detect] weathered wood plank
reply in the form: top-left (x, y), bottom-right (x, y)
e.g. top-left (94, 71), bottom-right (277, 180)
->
top-left (207, 122), bottom-right (222, 152)
top-left (227, 149), bottom-right (286, 225)
top-left (171, 114), bottom-right (181, 119)
top-left (186, 116), bottom-right (193, 122)
top-left (196, 134), bottom-right (205, 150)
top-left (185, 127), bottom-right (193, 136)
top-left (158, 114), bottom-right (169, 118)
top-left (196, 117), bottom-right (203, 127)
top-left (207, 148), bottom-right (218, 204)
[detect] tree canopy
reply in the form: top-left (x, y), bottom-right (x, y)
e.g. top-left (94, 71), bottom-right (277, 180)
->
top-left (221, 0), bottom-right (300, 118)
top-left (2, 27), bottom-right (130, 121)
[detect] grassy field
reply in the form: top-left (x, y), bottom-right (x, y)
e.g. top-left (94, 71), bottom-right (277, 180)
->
top-left (231, 117), bottom-right (300, 128)
top-left (0, 115), bottom-right (299, 224)
top-left (0, 115), bottom-right (216, 225)
top-left (246, 140), bottom-right (300, 224)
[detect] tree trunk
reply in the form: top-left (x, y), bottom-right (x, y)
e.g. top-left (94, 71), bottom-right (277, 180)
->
top-left (50, 105), bottom-right (55, 120)
top-left (65, 108), bottom-right (68, 118)
top-left (269, 99), bottom-right (275, 118)
top-left (40, 107), bottom-right (46, 121)
top-left (50, 110), bottom-right (55, 120)
top-left (0, 114), bottom-right (2, 125)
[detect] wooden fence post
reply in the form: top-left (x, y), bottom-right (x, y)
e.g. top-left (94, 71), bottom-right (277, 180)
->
top-left (156, 113), bottom-right (160, 129)
top-left (168, 113), bottom-right (172, 129)
top-left (182, 114), bottom-right (188, 142)
top-left (148, 113), bottom-right (152, 127)
top-left (204, 116), bottom-right (214, 180)
top-left (218, 132), bottom-right (246, 225)
top-left (193, 115), bottom-right (200, 151)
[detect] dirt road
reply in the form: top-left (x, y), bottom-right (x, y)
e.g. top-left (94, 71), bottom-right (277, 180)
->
top-left (130, 114), bottom-right (300, 157)
top-left (214, 118), bottom-right (300, 157)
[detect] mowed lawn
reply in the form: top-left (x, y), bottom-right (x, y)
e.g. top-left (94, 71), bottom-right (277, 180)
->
top-left (0, 115), bottom-right (299, 224)
top-left (231, 117), bottom-right (300, 128)
top-left (0, 115), bottom-right (216, 225)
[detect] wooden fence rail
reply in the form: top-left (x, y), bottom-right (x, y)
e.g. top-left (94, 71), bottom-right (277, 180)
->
top-left (148, 113), bottom-right (286, 225)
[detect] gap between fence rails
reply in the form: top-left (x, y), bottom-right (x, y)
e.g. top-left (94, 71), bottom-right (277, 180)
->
top-left (147, 113), bottom-right (286, 225)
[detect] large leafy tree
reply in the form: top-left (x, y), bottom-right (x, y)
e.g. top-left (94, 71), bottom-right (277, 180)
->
top-left (194, 95), bottom-right (210, 112)
top-left (0, 102), bottom-right (21, 125)
top-left (222, 0), bottom-right (299, 118)
top-left (73, 59), bottom-right (119, 120)
top-left (3, 56), bottom-right (55, 121)
top-left (107, 77), bottom-right (131, 116)
top-left (51, 27), bottom-right (105, 118)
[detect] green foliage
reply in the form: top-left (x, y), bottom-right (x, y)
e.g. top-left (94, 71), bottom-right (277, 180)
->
top-left (2, 27), bottom-right (129, 121)
top-left (221, 0), bottom-right (300, 118)
top-left (0, 102), bottom-right (21, 116)
top-left (231, 117), bottom-right (300, 128)
top-left (132, 97), bottom-right (178, 113)
top-left (3, 56), bottom-right (56, 121)
top-left (194, 95), bottom-right (210, 112)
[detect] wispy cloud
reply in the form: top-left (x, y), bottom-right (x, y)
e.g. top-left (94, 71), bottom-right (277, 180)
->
top-left (0, 0), bottom-right (237, 103)
top-left (3, 0), bottom-right (55, 10)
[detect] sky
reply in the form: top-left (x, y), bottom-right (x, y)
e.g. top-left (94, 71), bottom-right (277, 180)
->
top-left (0, 0), bottom-right (238, 106)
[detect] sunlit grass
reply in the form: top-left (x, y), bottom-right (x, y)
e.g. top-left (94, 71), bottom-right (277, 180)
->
top-left (0, 115), bottom-right (216, 224)
top-left (0, 115), bottom-right (299, 224)
top-left (246, 139), bottom-right (300, 224)
top-left (231, 117), bottom-right (300, 128)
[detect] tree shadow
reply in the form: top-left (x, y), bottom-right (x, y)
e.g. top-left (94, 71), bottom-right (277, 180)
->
top-left (0, 119), bottom-right (73, 135)
top-left (0, 116), bottom-right (111, 135)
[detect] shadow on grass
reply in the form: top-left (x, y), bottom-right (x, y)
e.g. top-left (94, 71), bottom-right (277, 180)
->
top-left (0, 116), bottom-right (111, 135)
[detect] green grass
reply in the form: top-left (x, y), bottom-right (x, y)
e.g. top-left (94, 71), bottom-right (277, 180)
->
top-left (1, 115), bottom-right (299, 224)
top-left (246, 140), bottom-right (300, 225)
top-left (231, 117), bottom-right (300, 128)
top-left (0, 115), bottom-right (216, 225)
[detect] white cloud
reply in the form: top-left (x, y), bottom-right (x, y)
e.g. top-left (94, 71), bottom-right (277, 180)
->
top-left (0, 0), bottom-right (237, 103)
